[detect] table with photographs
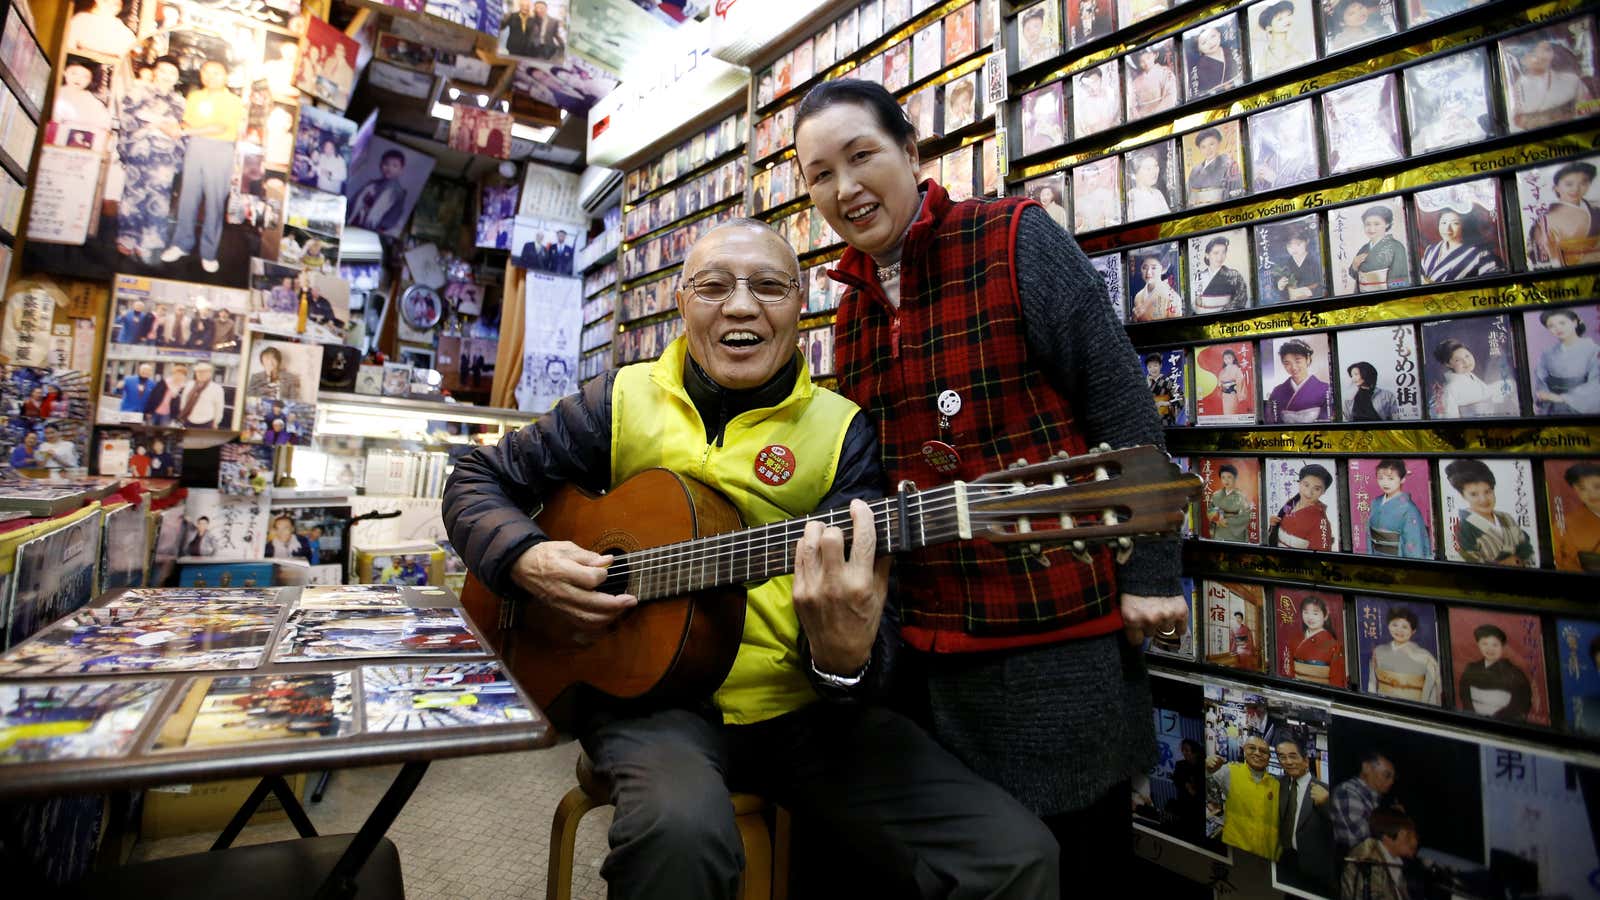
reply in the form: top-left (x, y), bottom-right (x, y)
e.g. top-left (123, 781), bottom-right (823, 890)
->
top-left (0, 583), bottom-right (552, 897)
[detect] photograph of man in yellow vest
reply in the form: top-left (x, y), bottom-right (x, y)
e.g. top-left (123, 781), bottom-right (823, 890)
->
top-left (1206, 733), bottom-right (1281, 859)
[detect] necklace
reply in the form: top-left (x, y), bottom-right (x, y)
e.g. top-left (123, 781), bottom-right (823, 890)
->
top-left (876, 262), bottom-right (901, 282)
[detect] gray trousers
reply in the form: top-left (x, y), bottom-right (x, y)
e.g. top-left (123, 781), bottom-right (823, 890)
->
top-left (581, 703), bottom-right (1059, 900)
top-left (171, 137), bottom-right (234, 260)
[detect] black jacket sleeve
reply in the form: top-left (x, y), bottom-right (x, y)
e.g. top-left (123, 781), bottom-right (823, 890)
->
top-left (1012, 204), bottom-right (1185, 597)
top-left (442, 372), bottom-right (615, 601)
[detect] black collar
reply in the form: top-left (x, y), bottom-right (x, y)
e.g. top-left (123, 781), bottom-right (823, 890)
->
top-left (684, 353), bottom-right (799, 446)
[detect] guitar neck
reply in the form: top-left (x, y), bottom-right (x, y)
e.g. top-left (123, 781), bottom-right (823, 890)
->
top-left (619, 485), bottom-right (967, 603)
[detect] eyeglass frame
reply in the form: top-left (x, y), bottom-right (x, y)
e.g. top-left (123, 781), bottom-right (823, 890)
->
top-left (679, 268), bottom-right (800, 304)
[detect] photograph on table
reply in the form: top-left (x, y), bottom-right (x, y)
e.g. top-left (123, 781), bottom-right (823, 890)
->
top-left (344, 136), bottom-right (436, 238)
top-left (1556, 618), bottom-right (1600, 734)
top-left (1134, 674), bottom-right (1232, 860)
top-left (291, 104), bottom-right (355, 195)
top-left (1481, 743), bottom-right (1600, 895)
top-left (1347, 458), bottom-right (1434, 559)
top-left (1420, 314), bottom-right (1521, 419)
top-left (946, 3), bottom-right (978, 65)
top-left (1187, 228), bottom-right (1253, 315)
top-left (1125, 38), bottom-right (1182, 120)
top-left (1018, 81), bottom-right (1065, 156)
top-left (1416, 179), bottom-right (1509, 284)
top-left (1194, 341), bottom-right (1257, 425)
top-left (1263, 457), bottom-right (1341, 552)
top-left (1498, 14), bottom-right (1599, 134)
top-left (1182, 121), bottom-right (1247, 206)
top-left (95, 427), bottom-right (182, 479)
top-left (903, 84), bottom-right (940, 142)
top-left (944, 73), bottom-right (981, 135)
top-left (0, 680), bottom-right (166, 764)
top-left (1202, 582), bottom-right (1268, 672)
top-left (1025, 172), bottom-right (1070, 230)
top-left (298, 585), bottom-right (405, 610)
top-left (1273, 587), bottom-right (1348, 688)
top-left (363, 662), bottom-right (535, 731)
top-left (500, 0), bottom-right (567, 61)
top-left (98, 276), bottom-right (247, 428)
top-left (1182, 14), bottom-right (1244, 99)
top-left (1015, 0), bottom-right (1062, 69)
top-left (1447, 606), bottom-right (1549, 726)
top-left (1122, 139), bottom-right (1179, 222)
top-left (1067, 0), bottom-right (1115, 47)
top-left (1259, 334), bottom-right (1334, 424)
top-left (1402, 47), bottom-right (1496, 155)
top-left (4, 511), bottom-right (102, 650)
top-left (1147, 579), bottom-right (1197, 661)
top-left (1438, 457), bottom-right (1540, 567)
top-left (1326, 712), bottom-right (1483, 896)
top-left (1328, 199), bottom-right (1412, 294)
top-left (1088, 251), bottom-right (1126, 322)
top-left (1322, 74), bottom-right (1403, 175)
top-left (1353, 597), bottom-right (1443, 705)
top-left (1319, 0), bottom-right (1398, 52)
top-left (942, 145), bottom-right (975, 202)
top-left (1073, 157), bottom-right (1123, 232)
top-left (1523, 305), bottom-right (1600, 416)
top-left (1125, 241), bottom-right (1183, 321)
top-left (153, 672), bottom-right (356, 750)
top-left (883, 39), bottom-right (911, 94)
top-left (296, 16), bottom-right (358, 110)
top-left (1336, 323), bottom-right (1422, 421)
top-left (1246, 0), bottom-right (1317, 80)
top-left (1248, 100), bottom-right (1320, 193)
top-left (0, 599), bottom-right (278, 676)
top-left (1517, 155), bottom-right (1600, 270)
top-left (1142, 347), bottom-right (1188, 426)
top-left (272, 607), bottom-right (485, 662)
top-left (1546, 459), bottom-right (1600, 573)
top-left (217, 442), bottom-right (274, 497)
top-left (1253, 214), bottom-right (1325, 305)
top-left (281, 185), bottom-right (344, 274)
top-left (1199, 457), bottom-right (1261, 544)
top-left (1073, 59), bottom-right (1123, 139)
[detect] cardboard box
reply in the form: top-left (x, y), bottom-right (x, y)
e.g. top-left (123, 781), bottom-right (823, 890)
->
top-left (140, 773), bottom-right (307, 841)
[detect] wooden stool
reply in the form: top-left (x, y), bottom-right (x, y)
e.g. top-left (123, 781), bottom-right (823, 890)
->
top-left (546, 750), bottom-right (790, 900)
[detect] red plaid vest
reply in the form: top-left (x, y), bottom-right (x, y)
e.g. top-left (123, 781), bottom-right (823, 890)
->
top-left (828, 181), bottom-right (1122, 653)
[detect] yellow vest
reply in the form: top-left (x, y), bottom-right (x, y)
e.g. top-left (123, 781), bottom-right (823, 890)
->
top-left (1221, 763), bottom-right (1281, 860)
top-left (611, 337), bottom-right (860, 725)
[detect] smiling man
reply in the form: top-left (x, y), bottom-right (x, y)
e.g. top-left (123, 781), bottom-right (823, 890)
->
top-left (444, 219), bottom-right (1057, 899)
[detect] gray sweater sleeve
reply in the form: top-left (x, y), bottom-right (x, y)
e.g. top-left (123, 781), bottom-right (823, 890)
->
top-left (1012, 204), bottom-right (1184, 596)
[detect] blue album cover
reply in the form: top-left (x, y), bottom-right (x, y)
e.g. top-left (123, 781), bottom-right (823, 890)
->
top-left (1556, 618), bottom-right (1600, 737)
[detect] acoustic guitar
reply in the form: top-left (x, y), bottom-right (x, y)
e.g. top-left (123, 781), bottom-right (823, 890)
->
top-left (461, 444), bottom-right (1200, 731)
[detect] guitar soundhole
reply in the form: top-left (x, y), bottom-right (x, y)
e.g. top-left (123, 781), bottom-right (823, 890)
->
top-left (600, 548), bottom-right (630, 596)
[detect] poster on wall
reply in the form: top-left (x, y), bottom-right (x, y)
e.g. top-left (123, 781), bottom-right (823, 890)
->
top-left (498, 0), bottom-right (568, 61)
top-left (448, 105), bottom-right (513, 159)
top-left (515, 271), bottom-right (581, 413)
top-left (344, 136), bottom-right (437, 237)
top-left (292, 104), bottom-right (357, 195)
top-left (511, 56), bottom-right (618, 115)
top-left (24, 0), bottom-right (300, 289)
top-left (97, 275), bottom-right (248, 429)
top-left (296, 16), bottom-right (358, 111)
top-left (241, 339), bottom-right (321, 446)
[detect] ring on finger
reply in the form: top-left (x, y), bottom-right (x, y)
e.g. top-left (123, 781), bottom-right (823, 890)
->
top-left (1158, 625), bottom-right (1178, 637)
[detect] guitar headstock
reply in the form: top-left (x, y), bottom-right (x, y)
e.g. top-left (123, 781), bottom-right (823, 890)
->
top-left (963, 445), bottom-right (1200, 550)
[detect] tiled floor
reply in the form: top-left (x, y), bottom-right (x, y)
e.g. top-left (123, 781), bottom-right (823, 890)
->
top-left (131, 740), bottom-right (614, 900)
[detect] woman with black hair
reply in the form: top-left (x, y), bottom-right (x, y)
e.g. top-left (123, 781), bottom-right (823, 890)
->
top-left (1342, 360), bottom-right (1400, 420)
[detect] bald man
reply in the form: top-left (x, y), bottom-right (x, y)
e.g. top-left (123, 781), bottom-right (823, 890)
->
top-left (445, 219), bottom-right (1057, 899)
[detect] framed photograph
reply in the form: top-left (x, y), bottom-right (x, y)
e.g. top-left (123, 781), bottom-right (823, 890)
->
top-left (1448, 606), bottom-right (1549, 726)
top-left (1523, 305), bottom-right (1600, 416)
top-left (1328, 198), bottom-right (1412, 294)
top-left (297, 16), bottom-right (359, 111)
top-left (344, 136), bottom-right (438, 237)
top-left (96, 427), bottom-right (182, 479)
top-left (1018, 81), bottom-right (1065, 156)
top-left (1182, 121), bottom-right (1246, 206)
top-left (283, 186), bottom-right (344, 275)
top-left (1073, 59), bottom-right (1122, 139)
top-left (1352, 597), bottom-right (1443, 703)
top-left (293, 104), bottom-right (356, 195)
top-left (1126, 241), bottom-right (1183, 321)
top-left (449, 105), bottom-right (514, 160)
top-left (1415, 179), bottom-right (1509, 285)
top-left (1254, 213), bottom-right (1326, 305)
top-left (1439, 457), bottom-right (1540, 566)
top-left (1421, 314), bottom-right (1521, 419)
top-left (1499, 15), bottom-right (1600, 134)
top-left (1322, 74), bottom-right (1402, 175)
top-left (1015, 0), bottom-right (1063, 70)
top-left (500, 0), bottom-right (567, 61)
top-left (1248, 99), bottom-right (1320, 192)
top-left (1073, 156), bottom-right (1122, 232)
top-left (1272, 587), bottom-right (1348, 687)
top-left (884, 39), bottom-right (911, 93)
top-left (1517, 154), bottom-right (1600, 270)
top-left (944, 3), bottom-right (977, 65)
top-left (1125, 38), bottom-right (1181, 121)
top-left (911, 24), bottom-right (942, 84)
top-left (475, 181), bottom-right (517, 249)
top-left (1195, 342), bottom-right (1257, 425)
top-left (1546, 459), bottom-right (1600, 573)
top-left (1247, 0), bottom-right (1318, 80)
top-left (1347, 457), bottom-right (1435, 558)
top-left (1067, 0), bottom-right (1115, 48)
top-left (1262, 456), bottom-right (1341, 551)
top-left (1088, 251), bottom-right (1125, 321)
top-left (242, 339), bottom-right (321, 446)
top-left (1403, 48), bottom-right (1495, 155)
top-left (1187, 228), bottom-right (1253, 314)
top-left (1123, 139), bottom-right (1180, 222)
top-left (99, 276), bottom-right (248, 429)
top-left (944, 72), bottom-right (981, 134)
top-left (1182, 14), bottom-right (1244, 99)
top-left (1199, 581), bottom-right (1267, 671)
top-left (1259, 333), bottom-right (1335, 424)
top-left (1142, 347), bottom-right (1188, 426)
top-left (1336, 323), bottom-right (1423, 421)
top-left (400, 284), bottom-right (444, 332)
top-left (1320, 0), bottom-right (1398, 52)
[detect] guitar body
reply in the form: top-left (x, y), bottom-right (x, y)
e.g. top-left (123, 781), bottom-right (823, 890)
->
top-left (460, 468), bottom-right (748, 732)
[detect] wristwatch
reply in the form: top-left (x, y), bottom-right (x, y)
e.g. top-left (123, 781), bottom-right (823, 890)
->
top-left (809, 656), bottom-right (869, 689)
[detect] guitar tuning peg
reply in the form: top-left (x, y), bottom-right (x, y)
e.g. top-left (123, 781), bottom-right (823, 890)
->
top-left (1051, 450), bottom-right (1071, 460)
top-left (1115, 536), bottom-right (1134, 565)
top-left (1007, 458), bottom-right (1030, 470)
top-left (1095, 442), bottom-right (1111, 453)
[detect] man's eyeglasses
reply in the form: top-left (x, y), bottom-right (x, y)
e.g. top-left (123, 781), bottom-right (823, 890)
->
top-left (682, 269), bottom-right (797, 304)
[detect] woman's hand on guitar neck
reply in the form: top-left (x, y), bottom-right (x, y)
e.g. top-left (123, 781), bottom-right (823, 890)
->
top-left (793, 499), bottom-right (892, 676)
top-left (511, 540), bottom-right (637, 642)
